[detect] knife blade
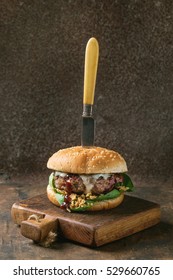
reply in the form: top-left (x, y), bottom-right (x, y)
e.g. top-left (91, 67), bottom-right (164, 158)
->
top-left (81, 37), bottom-right (99, 146)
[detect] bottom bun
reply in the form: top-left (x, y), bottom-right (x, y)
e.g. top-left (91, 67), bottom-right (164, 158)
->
top-left (47, 184), bottom-right (124, 212)
top-left (87, 193), bottom-right (124, 211)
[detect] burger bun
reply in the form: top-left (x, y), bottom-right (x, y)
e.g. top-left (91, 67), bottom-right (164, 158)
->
top-left (47, 146), bottom-right (127, 174)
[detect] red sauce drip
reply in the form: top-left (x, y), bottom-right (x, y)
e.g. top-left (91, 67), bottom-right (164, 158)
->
top-left (65, 181), bottom-right (72, 194)
top-left (60, 202), bottom-right (67, 209)
top-left (60, 180), bottom-right (72, 210)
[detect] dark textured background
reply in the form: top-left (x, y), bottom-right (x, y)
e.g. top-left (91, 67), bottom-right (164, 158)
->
top-left (0, 0), bottom-right (173, 180)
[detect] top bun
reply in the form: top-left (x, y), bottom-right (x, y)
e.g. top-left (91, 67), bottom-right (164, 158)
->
top-left (47, 146), bottom-right (127, 174)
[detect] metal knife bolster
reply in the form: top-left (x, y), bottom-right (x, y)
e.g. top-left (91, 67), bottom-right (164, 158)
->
top-left (82, 104), bottom-right (93, 117)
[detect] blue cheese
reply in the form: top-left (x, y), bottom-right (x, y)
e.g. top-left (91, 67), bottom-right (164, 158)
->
top-left (92, 174), bottom-right (111, 180)
top-left (80, 175), bottom-right (95, 193)
top-left (80, 174), bottom-right (111, 193)
top-left (54, 171), bottom-right (111, 193)
top-left (54, 171), bottom-right (68, 177)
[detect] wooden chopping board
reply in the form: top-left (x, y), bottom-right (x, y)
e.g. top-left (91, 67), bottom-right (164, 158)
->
top-left (11, 193), bottom-right (160, 247)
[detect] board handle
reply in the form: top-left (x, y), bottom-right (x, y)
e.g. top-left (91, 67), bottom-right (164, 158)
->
top-left (21, 214), bottom-right (58, 245)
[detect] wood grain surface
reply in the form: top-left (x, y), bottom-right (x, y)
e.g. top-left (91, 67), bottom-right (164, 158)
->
top-left (1, 173), bottom-right (173, 259)
top-left (11, 193), bottom-right (160, 247)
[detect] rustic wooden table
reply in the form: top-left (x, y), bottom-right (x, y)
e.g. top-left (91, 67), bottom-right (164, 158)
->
top-left (0, 172), bottom-right (173, 260)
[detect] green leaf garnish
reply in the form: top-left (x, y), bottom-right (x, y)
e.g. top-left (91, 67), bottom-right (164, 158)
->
top-left (87, 189), bottom-right (121, 203)
top-left (55, 193), bottom-right (64, 205)
top-left (122, 173), bottom-right (134, 191)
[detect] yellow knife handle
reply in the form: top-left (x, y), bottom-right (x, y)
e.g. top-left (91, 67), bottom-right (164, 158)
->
top-left (83, 37), bottom-right (99, 105)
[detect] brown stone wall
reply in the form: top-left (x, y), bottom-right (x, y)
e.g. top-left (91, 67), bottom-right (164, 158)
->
top-left (0, 0), bottom-right (172, 179)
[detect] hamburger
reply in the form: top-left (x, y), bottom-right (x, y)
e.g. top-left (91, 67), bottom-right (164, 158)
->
top-left (47, 146), bottom-right (134, 212)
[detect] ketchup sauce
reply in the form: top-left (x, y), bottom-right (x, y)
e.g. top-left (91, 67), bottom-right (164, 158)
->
top-left (60, 180), bottom-right (72, 210)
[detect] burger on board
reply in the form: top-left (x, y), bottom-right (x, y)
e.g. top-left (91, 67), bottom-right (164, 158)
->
top-left (47, 146), bottom-right (134, 212)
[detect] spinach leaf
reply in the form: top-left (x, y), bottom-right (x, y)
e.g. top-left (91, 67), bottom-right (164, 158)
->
top-left (55, 193), bottom-right (65, 205)
top-left (87, 189), bottom-right (121, 203)
top-left (49, 172), bottom-right (65, 194)
top-left (49, 173), bottom-right (65, 205)
top-left (49, 172), bottom-right (54, 188)
top-left (122, 173), bottom-right (134, 191)
top-left (71, 204), bottom-right (92, 212)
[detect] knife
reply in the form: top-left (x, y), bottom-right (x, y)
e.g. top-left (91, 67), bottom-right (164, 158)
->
top-left (81, 37), bottom-right (99, 146)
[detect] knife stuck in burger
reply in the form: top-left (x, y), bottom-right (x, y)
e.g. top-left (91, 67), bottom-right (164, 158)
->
top-left (46, 38), bottom-right (134, 212)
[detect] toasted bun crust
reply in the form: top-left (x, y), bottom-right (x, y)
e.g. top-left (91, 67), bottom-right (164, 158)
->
top-left (47, 184), bottom-right (61, 207)
top-left (47, 146), bottom-right (127, 174)
top-left (47, 184), bottom-right (124, 211)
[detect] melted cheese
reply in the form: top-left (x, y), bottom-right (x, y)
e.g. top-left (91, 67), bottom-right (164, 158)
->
top-left (54, 171), bottom-right (68, 177)
top-left (92, 174), bottom-right (111, 180)
top-left (81, 174), bottom-right (111, 193)
top-left (55, 172), bottom-right (111, 193)
top-left (80, 175), bottom-right (95, 193)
